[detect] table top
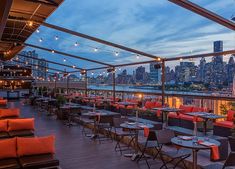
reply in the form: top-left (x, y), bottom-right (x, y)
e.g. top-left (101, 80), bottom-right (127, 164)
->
top-left (171, 136), bottom-right (220, 150)
top-left (186, 112), bottom-right (225, 120)
top-left (128, 117), bottom-right (162, 125)
top-left (152, 107), bottom-right (183, 112)
top-left (82, 110), bottom-right (119, 117)
top-left (120, 122), bottom-right (154, 130)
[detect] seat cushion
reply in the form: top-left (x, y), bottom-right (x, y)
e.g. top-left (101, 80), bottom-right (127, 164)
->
top-left (179, 105), bottom-right (193, 114)
top-left (0, 138), bottom-right (17, 160)
top-left (192, 107), bottom-right (207, 112)
top-left (19, 154), bottom-right (59, 169)
top-left (0, 120), bottom-right (7, 132)
top-left (214, 121), bottom-right (234, 129)
top-left (168, 112), bottom-right (179, 119)
top-left (0, 158), bottom-right (20, 169)
top-left (0, 131), bottom-right (9, 139)
top-left (227, 110), bottom-right (235, 121)
top-left (17, 135), bottom-right (55, 157)
top-left (8, 130), bottom-right (34, 137)
top-left (8, 118), bottom-right (34, 131)
top-left (0, 100), bottom-right (7, 106)
top-left (179, 114), bottom-right (203, 122)
top-left (0, 109), bottom-right (19, 118)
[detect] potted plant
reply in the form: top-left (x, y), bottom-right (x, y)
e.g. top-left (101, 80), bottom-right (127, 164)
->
top-left (56, 95), bottom-right (66, 108)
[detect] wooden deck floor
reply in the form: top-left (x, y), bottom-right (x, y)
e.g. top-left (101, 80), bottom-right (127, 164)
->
top-left (8, 101), bottom-right (177, 169)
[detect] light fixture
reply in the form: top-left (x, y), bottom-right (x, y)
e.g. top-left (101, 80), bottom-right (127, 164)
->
top-left (94, 48), bottom-right (98, 52)
top-left (157, 58), bottom-right (161, 61)
top-left (114, 51), bottom-right (119, 56)
top-left (179, 58), bottom-right (183, 61)
top-left (39, 38), bottom-right (43, 42)
top-left (91, 72), bottom-right (94, 76)
top-left (136, 55), bottom-right (140, 59)
top-left (80, 70), bottom-right (86, 75)
top-left (54, 36), bottom-right (59, 40)
top-left (72, 65), bottom-right (76, 68)
top-left (74, 42), bottom-right (79, 46)
top-left (51, 50), bottom-right (55, 53)
top-left (27, 21), bottom-right (33, 27)
top-left (63, 58), bottom-right (66, 62)
top-left (36, 29), bottom-right (40, 33)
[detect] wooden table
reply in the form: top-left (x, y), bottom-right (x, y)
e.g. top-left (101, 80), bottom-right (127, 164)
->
top-left (171, 136), bottom-right (220, 169)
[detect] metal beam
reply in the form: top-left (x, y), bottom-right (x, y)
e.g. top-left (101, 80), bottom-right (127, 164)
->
top-left (17, 53), bottom-right (84, 71)
top-left (0, 0), bottom-right (13, 39)
top-left (168, 0), bottom-right (235, 31)
top-left (12, 59), bottom-right (66, 73)
top-left (24, 43), bottom-right (113, 67)
top-left (165, 49), bottom-right (235, 61)
top-left (7, 18), bottom-right (162, 60)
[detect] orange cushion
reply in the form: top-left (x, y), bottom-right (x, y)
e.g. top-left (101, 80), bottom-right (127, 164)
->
top-left (227, 110), bottom-right (235, 121)
top-left (0, 120), bottom-right (8, 132)
top-left (0, 138), bottom-right (17, 159)
top-left (214, 121), bottom-right (234, 128)
top-left (17, 135), bottom-right (55, 157)
top-left (179, 105), bottom-right (193, 113)
top-left (8, 118), bottom-right (34, 131)
top-left (192, 107), bottom-right (207, 112)
top-left (168, 112), bottom-right (179, 119)
top-left (154, 102), bottom-right (162, 108)
top-left (179, 114), bottom-right (203, 122)
top-left (0, 108), bottom-right (20, 118)
top-left (0, 100), bottom-right (7, 105)
top-left (145, 101), bottom-right (155, 109)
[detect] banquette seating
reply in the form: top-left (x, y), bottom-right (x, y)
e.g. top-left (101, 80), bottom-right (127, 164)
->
top-left (0, 118), bottom-right (35, 139)
top-left (213, 110), bottom-right (235, 137)
top-left (168, 105), bottom-right (207, 130)
top-left (0, 136), bottom-right (59, 169)
top-left (0, 108), bottom-right (20, 119)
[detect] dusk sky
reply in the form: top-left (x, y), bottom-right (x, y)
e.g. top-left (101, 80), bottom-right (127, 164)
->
top-left (23, 0), bottom-right (235, 76)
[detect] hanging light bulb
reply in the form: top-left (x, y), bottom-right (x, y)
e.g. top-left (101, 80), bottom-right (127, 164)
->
top-left (72, 65), bottom-right (76, 68)
top-left (94, 48), bottom-right (98, 52)
top-left (27, 21), bottom-right (33, 27)
top-left (74, 42), bottom-right (79, 46)
top-left (54, 36), bottom-right (59, 40)
top-left (91, 72), bottom-right (94, 76)
top-left (63, 58), bottom-right (66, 62)
top-left (136, 54), bottom-right (140, 59)
top-left (51, 50), bottom-right (55, 53)
top-left (39, 38), bottom-right (43, 42)
top-left (114, 51), bottom-right (119, 56)
top-left (36, 29), bottom-right (40, 33)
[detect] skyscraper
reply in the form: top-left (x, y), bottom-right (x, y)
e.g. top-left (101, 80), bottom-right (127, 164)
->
top-left (135, 66), bottom-right (145, 83)
top-left (149, 63), bottom-right (161, 84)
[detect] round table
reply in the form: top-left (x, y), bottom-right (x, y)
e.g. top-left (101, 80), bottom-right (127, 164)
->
top-left (171, 136), bottom-right (220, 169)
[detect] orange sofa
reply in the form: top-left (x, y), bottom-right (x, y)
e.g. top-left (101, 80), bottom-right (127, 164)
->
top-left (0, 108), bottom-right (20, 119)
top-left (0, 118), bottom-right (34, 138)
top-left (0, 136), bottom-right (59, 169)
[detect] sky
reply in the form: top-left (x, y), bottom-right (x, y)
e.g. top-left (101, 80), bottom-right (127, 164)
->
top-left (24, 0), bottom-right (235, 76)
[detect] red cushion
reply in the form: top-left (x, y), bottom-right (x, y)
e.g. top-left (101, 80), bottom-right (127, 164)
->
top-left (0, 100), bottom-right (7, 105)
top-left (179, 105), bottom-right (193, 113)
top-left (17, 135), bottom-right (55, 157)
top-left (0, 108), bottom-right (20, 118)
top-left (8, 118), bottom-right (34, 131)
top-left (154, 102), bottom-right (162, 108)
top-left (145, 101), bottom-right (155, 109)
top-left (192, 107), bottom-right (207, 112)
top-left (227, 110), bottom-right (235, 121)
top-left (0, 138), bottom-right (17, 159)
top-left (168, 112), bottom-right (179, 119)
top-left (214, 121), bottom-right (234, 128)
top-left (0, 120), bottom-right (7, 132)
top-left (179, 114), bottom-right (203, 122)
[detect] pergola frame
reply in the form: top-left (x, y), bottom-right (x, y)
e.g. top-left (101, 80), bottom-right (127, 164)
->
top-left (2, 0), bottom-right (235, 103)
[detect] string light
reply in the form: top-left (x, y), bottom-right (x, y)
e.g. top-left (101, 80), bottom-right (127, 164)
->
top-left (157, 58), bottom-right (161, 61)
top-left (179, 58), bottom-right (183, 61)
top-left (114, 51), bottom-right (119, 56)
top-left (51, 50), bottom-right (55, 53)
top-left (63, 58), bottom-right (66, 62)
top-left (74, 42), bottom-right (79, 46)
top-left (36, 29), bottom-right (40, 33)
top-left (27, 21), bottom-right (33, 27)
top-left (91, 72), bottom-right (94, 76)
top-left (72, 65), bottom-right (76, 68)
top-left (94, 48), bottom-right (98, 52)
top-left (136, 55), bottom-right (140, 59)
top-left (39, 38), bottom-right (43, 42)
top-left (54, 36), bottom-right (59, 40)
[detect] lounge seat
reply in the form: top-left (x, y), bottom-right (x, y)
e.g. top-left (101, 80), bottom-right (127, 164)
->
top-left (0, 158), bottom-right (20, 169)
top-left (8, 130), bottom-right (34, 138)
top-left (19, 154), bottom-right (59, 169)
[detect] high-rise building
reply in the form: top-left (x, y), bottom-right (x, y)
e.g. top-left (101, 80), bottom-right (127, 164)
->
top-left (175, 62), bottom-right (197, 83)
top-left (213, 41), bottom-right (223, 63)
top-left (135, 66), bottom-right (145, 83)
top-left (149, 63), bottom-right (161, 84)
top-left (227, 55), bottom-right (235, 84)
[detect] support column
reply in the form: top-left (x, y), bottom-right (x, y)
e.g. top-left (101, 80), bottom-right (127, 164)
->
top-left (161, 59), bottom-right (166, 106)
top-left (112, 67), bottom-right (116, 102)
top-left (85, 71), bottom-right (88, 97)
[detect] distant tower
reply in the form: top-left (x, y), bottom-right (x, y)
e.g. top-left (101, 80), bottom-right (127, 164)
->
top-left (213, 41), bottom-right (223, 63)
